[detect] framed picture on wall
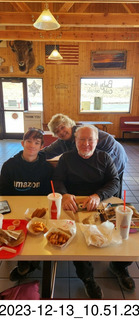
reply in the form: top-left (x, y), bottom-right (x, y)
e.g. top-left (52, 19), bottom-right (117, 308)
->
top-left (91, 50), bottom-right (127, 70)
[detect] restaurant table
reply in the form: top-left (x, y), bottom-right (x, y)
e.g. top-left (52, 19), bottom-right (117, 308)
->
top-left (76, 121), bottom-right (113, 132)
top-left (0, 195), bottom-right (138, 298)
top-left (47, 155), bottom-right (61, 167)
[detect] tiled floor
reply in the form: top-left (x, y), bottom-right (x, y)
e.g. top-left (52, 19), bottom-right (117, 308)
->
top-left (0, 139), bottom-right (139, 299)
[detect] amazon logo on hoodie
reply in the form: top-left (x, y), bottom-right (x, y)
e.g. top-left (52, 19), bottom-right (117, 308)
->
top-left (14, 181), bottom-right (40, 190)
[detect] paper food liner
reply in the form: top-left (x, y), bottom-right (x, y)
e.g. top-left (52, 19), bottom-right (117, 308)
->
top-left (0, 229), bottom-right (25, 247)
top-left (80, 220), bottom-right (122, 247)
top-left (45, 219), bottom-right (76, 248)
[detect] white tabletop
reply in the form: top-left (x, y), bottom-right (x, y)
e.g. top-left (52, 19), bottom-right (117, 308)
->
top-left (1, 196), bottom-right (138, 262)
top-left (124, 122), bottom-right (139, 125)
top-left (76, 121), bottom-right (113, 125)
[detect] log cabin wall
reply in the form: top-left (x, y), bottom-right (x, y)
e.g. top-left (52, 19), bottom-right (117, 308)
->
top-left (0, 40), bottom-right (139, 138)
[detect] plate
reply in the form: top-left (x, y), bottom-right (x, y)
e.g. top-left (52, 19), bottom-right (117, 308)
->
top-left (24, 208), bottom-right (47, 220)
top-left (27, 217), bottom-right (47, 236)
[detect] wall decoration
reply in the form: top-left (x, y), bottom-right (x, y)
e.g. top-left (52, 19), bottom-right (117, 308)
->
top-left (36, 65), bottom-right (44, 74)
top-left (45, 44), bottom-right (79, 65)
top-left (55, 83), bottom-right (68, 89)
top-left (91, 50), bottom-right (127, 70)
top-left (0, 57), bottom-right (5, 65)
top-left (9, 66), bottom-right (14, 73)
top-left (0, 66), bottom-right (8, 73)
top-left (12, 113), bottom-right (18, 120)
top-left (9, 40), bottom-right (35, 74)
top-left (28, 80), bottom-right (41, 96)
top-left (0, 40), bottom-right (7, 48)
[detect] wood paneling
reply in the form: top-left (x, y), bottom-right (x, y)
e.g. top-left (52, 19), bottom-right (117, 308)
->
top-left (0, 41), bottom-right (139, 138)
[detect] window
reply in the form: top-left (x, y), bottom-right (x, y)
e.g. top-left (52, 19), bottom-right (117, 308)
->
top-left (0, 77), bottom-right (43, 138)
top-left (27, 78), bottom-right (43, 111)
top-left (80, 77), bottom-right (133, 113)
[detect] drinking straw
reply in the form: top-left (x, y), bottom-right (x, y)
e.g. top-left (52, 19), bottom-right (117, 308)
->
top-left (51, 180), bottom-right (55, 197)
top-left (124, 190), bottom-right (126, 211)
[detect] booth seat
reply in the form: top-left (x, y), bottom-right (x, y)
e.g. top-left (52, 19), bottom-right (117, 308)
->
top-left (43, 131), bottom-right (57, 147)
top-left (120, 116), bottom-right (139, 139)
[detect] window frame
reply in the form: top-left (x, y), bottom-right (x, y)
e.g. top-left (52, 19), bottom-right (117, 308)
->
top-left (79, 76), bottom-right (134, 114)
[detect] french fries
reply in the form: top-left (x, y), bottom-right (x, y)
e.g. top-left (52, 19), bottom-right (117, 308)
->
top-left (31, 221), bottom-right (47, 233)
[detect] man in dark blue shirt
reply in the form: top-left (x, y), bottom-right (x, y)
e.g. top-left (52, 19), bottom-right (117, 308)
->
top-left (53, 125), bottom-right (134, 299)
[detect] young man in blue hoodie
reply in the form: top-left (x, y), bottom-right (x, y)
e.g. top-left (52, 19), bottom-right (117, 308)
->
top-left (0, 128), bottom-right (53, 196)
top-left (0, 128), bottom-right (54, 280)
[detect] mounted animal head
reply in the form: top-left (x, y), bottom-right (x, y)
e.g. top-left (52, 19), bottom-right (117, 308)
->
top-left (9, 40), bottom-right (35, 74)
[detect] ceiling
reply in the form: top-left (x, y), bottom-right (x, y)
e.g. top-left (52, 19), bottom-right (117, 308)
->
top-left (1, 0), bottom-right (139, 43)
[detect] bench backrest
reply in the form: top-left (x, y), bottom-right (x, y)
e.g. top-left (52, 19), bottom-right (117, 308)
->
top-left (120, 116), bottom-right (139, 130)
top-left (43, 134), bottom-right (57, 147)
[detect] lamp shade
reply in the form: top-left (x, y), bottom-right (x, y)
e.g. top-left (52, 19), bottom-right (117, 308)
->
top-left (33, 9), bottom-right (60, 30)
top-left (48, 49), bottom-right (63, 60)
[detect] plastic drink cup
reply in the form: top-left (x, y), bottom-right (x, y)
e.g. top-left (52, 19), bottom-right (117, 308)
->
top-left (47, 193), bottom-right (62, 219)
top-left (115, 205), bottom-right (133, 240)
top-left (0, 213), bottom-right (3, 229)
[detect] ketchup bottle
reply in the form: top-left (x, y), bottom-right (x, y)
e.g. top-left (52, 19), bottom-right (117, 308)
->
top-left (51, 201), bottom-right (57, 219)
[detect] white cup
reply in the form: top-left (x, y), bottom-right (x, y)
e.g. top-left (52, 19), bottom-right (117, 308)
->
top-left (0, 213), bottom-right (3, 229)
top-left (115, 205), bottom-right (133, 240)
top-left (47, 193), bottom-right (62, 219)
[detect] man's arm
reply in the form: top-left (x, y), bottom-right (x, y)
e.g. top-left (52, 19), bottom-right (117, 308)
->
top-left (81, 154), bottom-right (120, 211)
top-left (53, 156), bottom-right (78, 212)
top-left (94, 153), bottom-right (120, 201)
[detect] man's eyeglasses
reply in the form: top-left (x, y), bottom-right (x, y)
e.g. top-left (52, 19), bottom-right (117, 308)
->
top-left (77, 138), bottom-right (97, 143)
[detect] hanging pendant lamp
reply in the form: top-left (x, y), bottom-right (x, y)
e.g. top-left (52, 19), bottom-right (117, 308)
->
top-left (48, 46), bottom-right (63, 60)
top-left (33, 8), bottom-right (60, 31)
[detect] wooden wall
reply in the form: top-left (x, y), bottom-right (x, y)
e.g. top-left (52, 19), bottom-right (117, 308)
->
top-left (0, 41), bottom-right (139, 138)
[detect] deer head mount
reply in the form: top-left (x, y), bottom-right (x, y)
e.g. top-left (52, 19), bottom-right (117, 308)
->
top-left (9, 40), bottom-right (35, 74)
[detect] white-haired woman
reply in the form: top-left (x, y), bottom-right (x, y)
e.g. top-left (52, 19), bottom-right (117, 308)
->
top-left (42, 113), bottom-right (128, 197)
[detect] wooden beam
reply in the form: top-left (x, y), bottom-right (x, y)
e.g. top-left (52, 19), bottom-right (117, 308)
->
top-left (59, 2), bottom-right (75, 12)
top-left (11, 2), bottom-right (32, 12)
top-left (122, 4), bottom-right (136, 13)
top-left (11, 3), bottom-right (22, 12)
top-left (2, 29), bottom-right (139, 42)
top-left (1, 12), bottom-right (139, 27)
top-left (1, 1), bottom-right (139, 3)
top-left (56, 13), bottom-right (139, 27)
top-left (15, 3), bottom-right (32, 12)
top-left (75, 4), bottom-right (90, 13)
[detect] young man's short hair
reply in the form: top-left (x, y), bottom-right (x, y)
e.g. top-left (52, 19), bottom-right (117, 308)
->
top-left (23, 128), bottom-right (44, 146)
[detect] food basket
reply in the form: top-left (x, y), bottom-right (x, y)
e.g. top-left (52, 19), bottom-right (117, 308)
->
top-left (44, 220), bottom-right (76, 249)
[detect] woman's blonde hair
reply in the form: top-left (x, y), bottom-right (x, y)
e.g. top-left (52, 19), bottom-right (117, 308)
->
top-left (48, 113), bottom-right (76, 135)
